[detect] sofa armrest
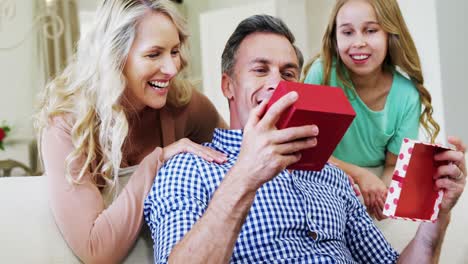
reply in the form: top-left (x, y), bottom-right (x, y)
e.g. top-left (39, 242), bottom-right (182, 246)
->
top-left (0, 176), bottom-right (80, 263)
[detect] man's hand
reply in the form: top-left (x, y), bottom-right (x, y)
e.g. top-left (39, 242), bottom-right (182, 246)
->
top-left (235, 91), bottom-right (319, 190)
top-left (398, 137), bottom-right (466, 263)
top-left (434, 136), bottom-right (466, 216)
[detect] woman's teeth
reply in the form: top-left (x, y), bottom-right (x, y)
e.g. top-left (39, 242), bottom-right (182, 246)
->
top-left (351, 54), bottom-right (369, 60)
top-left (148, 81), bottom-right (169, 89)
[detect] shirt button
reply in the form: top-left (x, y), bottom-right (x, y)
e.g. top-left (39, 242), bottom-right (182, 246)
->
top-left (308, 231), bottom-right (318, 240)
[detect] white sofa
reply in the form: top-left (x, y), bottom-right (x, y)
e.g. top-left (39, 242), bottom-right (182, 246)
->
top-left (0, 176), bottom-right (153, 263)
top-left (1, 157), bottom-right (467, 263)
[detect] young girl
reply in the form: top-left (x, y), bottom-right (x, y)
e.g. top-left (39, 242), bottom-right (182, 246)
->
top-left (34, 0), bottom-right (227, 262)
top-left (303, 0), bottom-right (440, 219)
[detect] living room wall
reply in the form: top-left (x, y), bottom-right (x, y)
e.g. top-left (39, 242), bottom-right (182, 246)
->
top-left (437, 0), bottom-right (468, 144)
top-left (0, 1), bottom-right (38, 165)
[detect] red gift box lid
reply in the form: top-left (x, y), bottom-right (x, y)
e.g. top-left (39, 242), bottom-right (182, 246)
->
top-left (266, 81), bottom-right (356, 171)
top-left (392, 141), bottom-right (449, 220)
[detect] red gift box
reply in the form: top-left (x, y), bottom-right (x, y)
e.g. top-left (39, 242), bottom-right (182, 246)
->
top-left (266, 81), bottom-right (356, 171)
top-left (383, 138), bottom-right (450, 222)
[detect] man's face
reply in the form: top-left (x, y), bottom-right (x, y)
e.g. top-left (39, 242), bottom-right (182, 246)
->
top-left (222, 32), bottom-right (300, 129)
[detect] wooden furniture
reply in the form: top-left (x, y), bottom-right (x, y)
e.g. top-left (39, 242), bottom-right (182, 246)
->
top-left (0, 159), bottom-right (33, 177)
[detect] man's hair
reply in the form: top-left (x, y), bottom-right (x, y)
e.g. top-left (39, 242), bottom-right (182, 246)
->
top-left (221, 14), bottom-right (304, 76)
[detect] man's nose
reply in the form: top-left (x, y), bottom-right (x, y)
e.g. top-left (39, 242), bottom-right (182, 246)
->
top-left (160, 55), bottom-right (178, 76)
top-left (266, 71), bottom-right (283, 91)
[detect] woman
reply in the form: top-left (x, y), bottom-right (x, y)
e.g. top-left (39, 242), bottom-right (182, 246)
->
top-left (34, 0), bottom-right (226, 263)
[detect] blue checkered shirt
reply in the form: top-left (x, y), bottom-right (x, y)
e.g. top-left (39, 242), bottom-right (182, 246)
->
top-left (144, 129), bottom-right (399, 263)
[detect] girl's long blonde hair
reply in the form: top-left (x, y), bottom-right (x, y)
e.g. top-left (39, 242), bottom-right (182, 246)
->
top-left (34, 0), bottom-right (192, 190)
top-left (304, 0), bottom-right (440, 143)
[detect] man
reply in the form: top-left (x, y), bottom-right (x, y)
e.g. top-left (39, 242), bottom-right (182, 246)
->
top-left (144, 15), bottom-right (467, 263)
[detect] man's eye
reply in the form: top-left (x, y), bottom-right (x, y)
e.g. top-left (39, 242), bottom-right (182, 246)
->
top-left (282, 72), bottom-right (296, 80)
top-left (254, 68), bottom-right (267, 73)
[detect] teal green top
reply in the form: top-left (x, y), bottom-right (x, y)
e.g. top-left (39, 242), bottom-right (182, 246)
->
top-left (304, 59), bottom-right (420, 167)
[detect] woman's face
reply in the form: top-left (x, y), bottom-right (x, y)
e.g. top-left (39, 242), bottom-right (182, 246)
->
top-left (123, 11), bottom-right (181, 111)
top-left (335, 0), bottom-right (388, 77)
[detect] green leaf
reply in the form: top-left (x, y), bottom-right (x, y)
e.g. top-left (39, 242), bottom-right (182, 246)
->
top-left (0, 142), bottom-right (4, 150)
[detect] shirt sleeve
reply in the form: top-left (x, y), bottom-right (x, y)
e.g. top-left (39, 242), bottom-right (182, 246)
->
top-left (144, 153), bottom-right (208, 263)
top-left (184, 88), bottom-right (227, 143)
top-left (303, 59), bottom-right (324, 85)
top-left (343, 180), bottom-right (399, 263)
top-left (43, 116), bottom-right (163, 264)
top-left (387, 93), bottom-right (421, 155)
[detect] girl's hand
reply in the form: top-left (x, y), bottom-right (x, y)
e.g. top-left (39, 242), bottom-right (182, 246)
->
top-left (346, 174), bottom-right (361, 196)
top-left (163, 138), bottom-right (227, 163)
top-left (355, 170), bottom-right (388, 220)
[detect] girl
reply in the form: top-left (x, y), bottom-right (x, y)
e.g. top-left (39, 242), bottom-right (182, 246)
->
top-left (303, 0), bottom-right (440, 219)
top-left (34, 0), bottom-right (227, 262)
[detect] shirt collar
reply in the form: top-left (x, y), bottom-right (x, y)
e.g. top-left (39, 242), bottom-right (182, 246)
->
top-left (211, 128), bottom-right (243, 155)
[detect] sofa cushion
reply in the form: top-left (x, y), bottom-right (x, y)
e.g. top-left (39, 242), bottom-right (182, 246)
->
top-left (0, 176), bottom-right (80, 263)
top-left (0, 176), bottom-right (152, 263)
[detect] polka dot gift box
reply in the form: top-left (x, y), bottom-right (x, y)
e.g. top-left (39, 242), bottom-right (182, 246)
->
top-left (382, 138), bottom-right (451, 222)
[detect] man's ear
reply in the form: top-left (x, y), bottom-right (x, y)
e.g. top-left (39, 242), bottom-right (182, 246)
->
top-left (221, 73), bottom-right (234, 100)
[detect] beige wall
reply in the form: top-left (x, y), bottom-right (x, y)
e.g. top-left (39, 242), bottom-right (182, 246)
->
top-left (398, 0), bottom-right (447, 142)
top-left (0, 1), bottom-right (37, 166)
top-left (305, 0), bottom-right (335, 62)
top-left (437, 0), bottom-right (468, 144)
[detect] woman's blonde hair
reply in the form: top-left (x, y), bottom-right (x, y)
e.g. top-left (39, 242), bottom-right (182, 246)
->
top-left (34, 0), bottom-right (192, 190)
top-left (304, 0), bottom-right (440, 143)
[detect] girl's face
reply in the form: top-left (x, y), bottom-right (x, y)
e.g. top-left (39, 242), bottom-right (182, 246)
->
top-left (335, 0), bottom-right (388, 77)
top-left (123, 11), bottom-right (181, 111)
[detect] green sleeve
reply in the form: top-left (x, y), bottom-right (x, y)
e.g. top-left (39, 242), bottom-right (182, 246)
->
top-left (303, 60), bottom-right (324, 85)
top-left (387, 98), bottom-right (421, 155)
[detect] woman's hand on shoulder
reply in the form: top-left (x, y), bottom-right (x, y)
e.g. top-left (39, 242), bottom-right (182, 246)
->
top-left (163, 138), bottom-right (227, 163)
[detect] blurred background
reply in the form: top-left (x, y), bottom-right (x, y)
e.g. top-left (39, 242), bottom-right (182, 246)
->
top-left (1, 0), bottom-right (467, 174)
top-left (0, 0), bottom-right (466, 261)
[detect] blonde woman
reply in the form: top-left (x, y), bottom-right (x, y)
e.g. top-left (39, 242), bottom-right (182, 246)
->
top-left (303, 0), bottom-right (441, 220)
top-left (34, 0), bottom-right (226, 263)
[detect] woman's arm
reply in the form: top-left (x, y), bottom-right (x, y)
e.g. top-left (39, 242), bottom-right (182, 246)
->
top-left (382, 152), bottom-right (398, 186)
top-left (44, 116), bottom-right (226, 263)
top-left (370, 152), bottom-right (398, 220)
top-left (43, 117), bottom-right (163, 264)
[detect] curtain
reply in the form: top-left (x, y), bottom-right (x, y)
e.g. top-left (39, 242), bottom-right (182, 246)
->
top-left (35, 0), bottom-right (80, 82)
top-left (33, 0), bottom-right (80, 174)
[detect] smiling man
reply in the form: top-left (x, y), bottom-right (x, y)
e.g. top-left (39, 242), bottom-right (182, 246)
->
top-left (144, 14), bottom-right (467, 264)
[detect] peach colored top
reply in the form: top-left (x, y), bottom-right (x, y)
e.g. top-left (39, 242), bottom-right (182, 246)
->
top-left (41, 90), bottom-right (222, 264)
